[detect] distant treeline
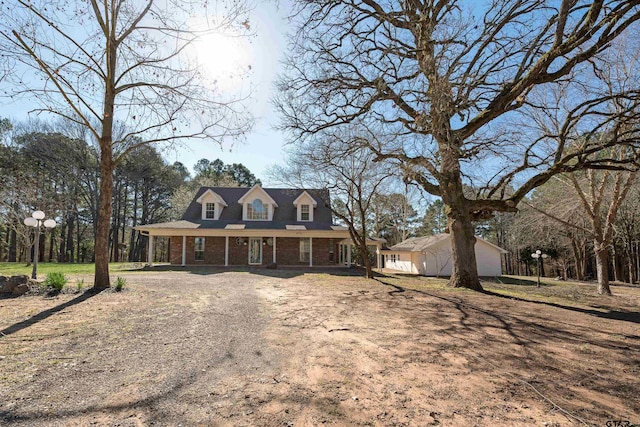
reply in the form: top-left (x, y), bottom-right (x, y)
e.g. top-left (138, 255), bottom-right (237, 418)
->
top-left (0, 119), bottom-right (260, 264)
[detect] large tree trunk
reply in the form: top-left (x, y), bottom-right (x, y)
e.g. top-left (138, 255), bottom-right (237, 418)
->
top-left (93, 30), bottom-right (117, 290)
top-left (94, 147), bottom-right (114, 290)
top-left (447, 206), bottom-right (482, 290)
top-left (360, 244), bottom-right (373, 279)
top-left (594, 241), bottom-right (612, 296)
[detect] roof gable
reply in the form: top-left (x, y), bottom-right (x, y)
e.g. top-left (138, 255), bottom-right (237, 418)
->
top-left (237, 184), bottom-right (278, 206)
top-left (476, 236), bottom-right (509, 254)
top-left (293, 191), bottom-right (318, 207)
top-left (195, 189), bottom-right (228, 206)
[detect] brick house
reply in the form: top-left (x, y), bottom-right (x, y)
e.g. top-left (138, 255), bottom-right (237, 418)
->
top-left (135, 185), bottom-right (373, 267)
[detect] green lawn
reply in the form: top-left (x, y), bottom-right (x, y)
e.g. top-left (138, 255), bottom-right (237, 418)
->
top-left (0, 262), bottom-right (145, 277)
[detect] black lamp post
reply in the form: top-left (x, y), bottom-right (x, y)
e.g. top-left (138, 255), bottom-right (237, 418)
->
top-left (531, 249), bottom-right (548, 287)
top-left (24, 211), bottom-right (57, 279)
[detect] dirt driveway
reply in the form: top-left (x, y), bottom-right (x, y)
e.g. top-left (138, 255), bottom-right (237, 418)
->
top-left (1, 269), bottom-right (639, 426)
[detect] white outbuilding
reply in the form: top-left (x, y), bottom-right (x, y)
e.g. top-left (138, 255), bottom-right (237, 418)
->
top-left (381, 233), bottom-right (507, 277)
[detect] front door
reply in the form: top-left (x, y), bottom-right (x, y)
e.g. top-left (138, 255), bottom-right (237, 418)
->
top-left (249, 237), bottom-right (262, 265)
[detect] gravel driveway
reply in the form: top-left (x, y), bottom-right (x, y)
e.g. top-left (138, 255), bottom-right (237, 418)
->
top-left (1, 270), bottom-right (281, 426)
top-left (2, 269), bottom-right (638, 426)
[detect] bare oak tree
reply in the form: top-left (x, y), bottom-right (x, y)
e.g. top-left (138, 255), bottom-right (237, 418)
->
top-left (1, 0), bottom-right (252, 289)
top-left (276, 0), bottom-right (640, 290)
top-left (527, 149), bottom-right (637, 295)
top-left (269, 130), bottom-right (392, 278)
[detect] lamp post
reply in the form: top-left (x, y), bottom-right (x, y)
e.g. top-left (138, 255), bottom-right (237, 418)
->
top-left (531, 249), bottom-right (548, 287)
top-left (23, 211), bottom-right (57, 279)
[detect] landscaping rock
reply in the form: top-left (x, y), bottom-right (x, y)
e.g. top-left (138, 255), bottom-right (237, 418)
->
top-left (1, 275), bottom-right (29, 294)
top-left (12, 283), bottom-right (30, 296)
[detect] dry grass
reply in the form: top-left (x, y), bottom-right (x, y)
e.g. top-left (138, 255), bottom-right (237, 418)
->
top-left (1, 269), bottom-right (638, 426)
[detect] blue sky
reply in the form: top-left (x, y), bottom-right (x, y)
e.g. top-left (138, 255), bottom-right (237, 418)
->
top-left (0, 2), bottom-right (291, 186)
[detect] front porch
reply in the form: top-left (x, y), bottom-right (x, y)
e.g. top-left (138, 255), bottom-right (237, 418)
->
top-left (144, 234), bottom-right (383, 269)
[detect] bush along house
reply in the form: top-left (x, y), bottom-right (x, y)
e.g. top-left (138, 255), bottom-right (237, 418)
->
top-left (135, 185), bottom-right (381, 268)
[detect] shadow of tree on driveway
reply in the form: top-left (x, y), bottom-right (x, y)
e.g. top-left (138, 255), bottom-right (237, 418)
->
top-left (0, 291), bottom-right (98, 338)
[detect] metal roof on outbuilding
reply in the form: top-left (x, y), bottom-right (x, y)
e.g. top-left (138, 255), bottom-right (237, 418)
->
top-left (384, 233), bottom-right (508, 254)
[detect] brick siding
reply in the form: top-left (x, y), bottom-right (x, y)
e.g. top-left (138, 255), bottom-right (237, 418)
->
top-left (169, 236), bottom-right (339, 266)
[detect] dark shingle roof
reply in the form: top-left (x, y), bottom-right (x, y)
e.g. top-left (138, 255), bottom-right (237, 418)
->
top-left (176, 187), bottom-right (335, 230)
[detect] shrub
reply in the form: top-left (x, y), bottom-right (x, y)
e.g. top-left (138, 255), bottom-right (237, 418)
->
top-left (115, 276), bottom-right (126, 292)
top-left (44, 272), bottom-right (67, 291)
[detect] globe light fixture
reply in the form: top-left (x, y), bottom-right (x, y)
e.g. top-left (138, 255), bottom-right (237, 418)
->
top-left (531, 249), bottom-right (549, 287)
top-left (23, 211), bottom-right (57, 279)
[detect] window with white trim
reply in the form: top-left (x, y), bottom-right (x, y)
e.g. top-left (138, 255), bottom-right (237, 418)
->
top-left (299, 238), bottom-right (310, 262)
top-left (247, 199), bottom-right (268, 220)
top-left (205, 203), bottom-right (216, 219)
top-left (194, 237), bottom-right (205, 261)
top-left (328, 239), bottom-right (334, 262)
top-left (300, 204), bottom-right (310, 221)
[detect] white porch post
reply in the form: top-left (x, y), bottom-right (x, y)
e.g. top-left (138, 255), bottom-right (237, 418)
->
top-left (272, 237), bottom-right (277, 263)
top-left (309, 237), bottom-right (313, 267)
top-left (225, 236), bottom-right (229, 266)
top-left (347, 242), bottom-right (351, 267)
top-left (181, 235), bottom-right (186, 266)
top-left (376, 245), bottom-right (381, 270)
top-left (148, 235), bottom-right (154, 266)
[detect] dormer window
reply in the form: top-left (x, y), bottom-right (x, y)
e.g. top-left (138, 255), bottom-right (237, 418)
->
top-left (239, 185), bottom-right (278, 221)
top-left (196, 189), bottom-right (227, 220)
top-left (205, 203), bottom-right (216, 219)
top-left (300, 204), bottom-right (310, 221)
top-left (247, 199), bottom-right (268, 220)
top-left (294, 191), bottom-right (317, 222)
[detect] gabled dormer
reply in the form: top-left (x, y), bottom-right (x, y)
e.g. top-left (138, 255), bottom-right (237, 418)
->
top-left (238, 184), bottom-right (278, 221)
top-left (293, 190), bottom-right (318, 222)
top-left (196, 189), bottom-right (228, 220)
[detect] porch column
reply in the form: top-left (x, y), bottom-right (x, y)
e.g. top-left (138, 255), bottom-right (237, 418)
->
top-left (225, 236), bottom-right (229, 266)
top-left (309, 237), bottom-right (313, 267)
top-left (347, 243), bottom-right (351, 267)
top-left (376, 245), bottom-right (381, 270)
top-left (148, 235), bottom-right (154, 266)
top-left (181, 235), bottom-right (186, 266)
top-left (272, 237), bottom-right (277, 263)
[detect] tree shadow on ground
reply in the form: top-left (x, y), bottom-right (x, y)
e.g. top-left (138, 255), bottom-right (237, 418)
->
top-left (481, 289), bottom-right (640, 325)
top-left (377, 275), bottom-right (640, 325)
top-left (0, 291), bottom-right (98, 337)
top-left (371, 276), bottom-right (640, 417)
top-left (374, 276), bottom-right (640, 335)
top-left (485, 276), bottom-right (549, 286)
top-left (0, 363), bottom-right (215, 425)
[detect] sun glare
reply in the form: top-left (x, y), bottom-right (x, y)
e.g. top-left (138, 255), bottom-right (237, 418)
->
top-left (192, 31), bottom-right (252, 91)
